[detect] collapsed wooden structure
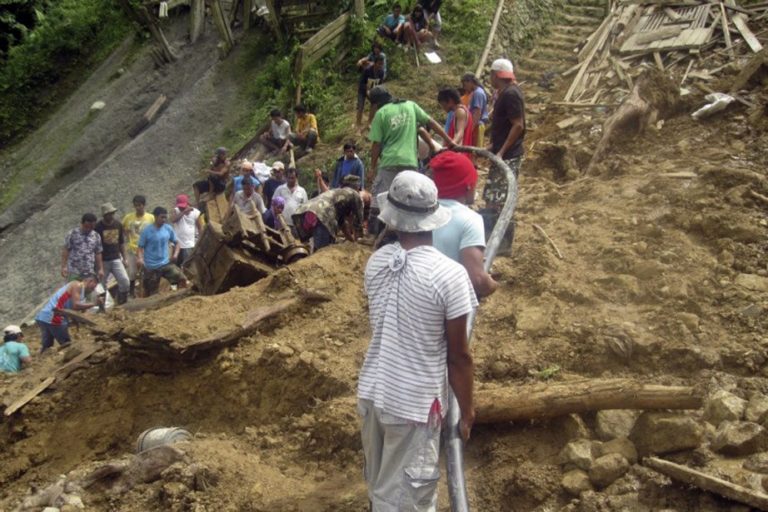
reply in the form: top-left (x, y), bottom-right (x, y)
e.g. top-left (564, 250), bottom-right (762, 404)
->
top-left (184, 194), bottom-right (309, 296)
top-left (563, 0), bottom-right (767, 105)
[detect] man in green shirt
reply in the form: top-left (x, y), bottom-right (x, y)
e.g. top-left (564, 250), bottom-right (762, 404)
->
top-left (367, 86), bottom-right (453, 234)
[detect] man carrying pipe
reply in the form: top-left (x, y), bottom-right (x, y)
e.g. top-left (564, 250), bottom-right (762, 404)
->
top-left (357, 171), bottom-right (477, 511)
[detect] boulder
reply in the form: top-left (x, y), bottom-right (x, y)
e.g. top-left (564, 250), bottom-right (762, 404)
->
top-left (89, 100), bottom-right (106, 112)
top-left (746, 395), bottom-right (768, 423)
top-left (712, 421), bottom-right (768, 456)
top-left (629, 412), bottom-right (704, 456)
top-left (596, 410), bottom-right (639, 441)
top-left (562, 469), bottom-right (593, 496)
top-left (588, 453), bottom-right (630, 488)
top-left (560, 439), bottom-right (597, 470)
top-left (735, 273), bottom-right (768, 292)
top-left (744, 452), bottom-right (768, 474)
top-left (598, 437), bottom-right (638, 464)
top-left (558, 413), bottom-right (591, 440)
top-left (704, 390), bottom-right (746, 425)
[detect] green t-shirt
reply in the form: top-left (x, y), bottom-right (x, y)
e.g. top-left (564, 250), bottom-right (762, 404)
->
top-left (368, 100), bottom-right (431, 169)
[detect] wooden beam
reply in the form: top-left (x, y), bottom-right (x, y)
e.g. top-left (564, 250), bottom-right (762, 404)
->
top-left (645, 457), bottom-right (768, 510)
top-left (727, 0), bottom-right (764, 52)
top-left (565, 14), bottom-right (613, 101)
top-left (475, 0), bottom-right (506, 77)
top-left (212, 0), bottom-right (235, 56)
top-left (4, 377), bottom-right (56, 416)
top-left (243, 0), bottom-right (253, 30)
top-left (720, 2), bottom-right (736, 58)
top-left (263, 0), bottom-right (282, 40)
top-left (190, 0), bottom-right (205, 43)
top-left (474, 379), bottom-right (701, 424)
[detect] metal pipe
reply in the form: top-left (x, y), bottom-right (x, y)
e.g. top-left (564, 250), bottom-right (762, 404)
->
top-left (442, 146), bottom-right (520, 512)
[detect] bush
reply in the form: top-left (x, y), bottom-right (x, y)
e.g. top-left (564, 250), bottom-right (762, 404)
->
top-left (0, 0), bottom-right (130, 147)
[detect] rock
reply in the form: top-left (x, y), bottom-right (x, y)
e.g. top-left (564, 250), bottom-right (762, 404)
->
top-left (562, 469), bottom-right (593, 496)
top-left (560, 413), bottom-right (590, 440)
top-left (744, 452), bottom-right (768, 474)
top-left (745, 395), bottom-right (768, 422)
top-left (596, 410), bottom-right (639, 440)
top-left (598, 437), bottom-right (638, 464)
top-left (42, 508), bottom-right (60, 512)
top-left (735, 273), bottom-right (768, 292)
top-left (89, 101), bottom-right (106, 112)
top-left (560, 439), bottom-right (597, 470)
top-left (629, 412), bottom-right (704, 456)
top-left (489, 360), bottom-right (510, 379)
top-left (589, 454), bottom-right (630, 488)
top-left (704, 390), bottom-right (747, 425)
top-left (712, 421), bottom-right (768, 456)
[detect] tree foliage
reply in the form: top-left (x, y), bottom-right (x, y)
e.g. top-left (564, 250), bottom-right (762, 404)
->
top-left (0, 0), bottom-right (130, 147)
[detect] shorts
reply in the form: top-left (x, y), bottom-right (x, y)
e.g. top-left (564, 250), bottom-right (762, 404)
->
top-left (264, 135), bottom-right (287, 148)
top-left (37, 321), bottom-right (71, 353)
top-left (194, 177), bottom-right (226, 194)
top-left (370, 166), bottom-right (413, 209)
top-left (358, 399), bottom-right (441, 511)
top-left (142, 263), bottom-right (184, 296)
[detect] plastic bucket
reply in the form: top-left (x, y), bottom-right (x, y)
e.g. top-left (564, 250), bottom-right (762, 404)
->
top-left (136, 427), bottom-right (191, 453)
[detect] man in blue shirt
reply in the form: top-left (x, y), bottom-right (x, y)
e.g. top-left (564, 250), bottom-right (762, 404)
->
top-left (1, 325), bottom-right (31, 373)
top-left (332, 144), bottom-right (366, 189)
top-left (137, 207), bottom-right (186, 297)
top-left (377, 3), bottom-right (406, 41)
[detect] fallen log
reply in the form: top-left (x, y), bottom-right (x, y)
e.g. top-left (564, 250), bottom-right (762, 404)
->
top-left (474, 378), bottom-right (701, 424)
top-left (645, 457), bottom-right (768, 510)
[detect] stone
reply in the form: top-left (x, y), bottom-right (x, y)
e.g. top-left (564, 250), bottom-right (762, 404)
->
top-left (629, 412), bottom-right (704, 456)
top-left (598, 437), bottom-right (638, 464)
top-left (42, 508), bottom-right (60, 512)
top-left (745, 395), bottom-right (768, 422)
top-left (744, 452), bottom-right (768, 474)
top-left (596, 410), bottom-right (639, 441)
top-left (735, 273), bottom-right (768, 292)
top-left (704, 390), bottom-right (746, 425)
top-left (712, 421), bottom-right (768, 456)
top-left (560, 439), bottom-right (596, 470)
top-left (89, 101), bottom-right (106, 112)
top-left (589, 454), bottom-right (630, 488)
top-left (562, 469), bottom-right (593, 496)
top-left (560, 413), bottom-right (590, 440)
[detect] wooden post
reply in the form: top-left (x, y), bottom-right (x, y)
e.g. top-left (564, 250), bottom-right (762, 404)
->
top-left (190, 0), bottom-right (205, 43)
top-left (212, 0), bottom-right (235, 56)
top-left (354, 0), bottom-right (364, 17)
top-left (244, 0), bottom-right (253, 30)
top-left (294, 48), bottom-right (304, 105)
top-left (118, 0), bottom-right (178, 63)
top-left (264, 0), bottom-right (282, 40)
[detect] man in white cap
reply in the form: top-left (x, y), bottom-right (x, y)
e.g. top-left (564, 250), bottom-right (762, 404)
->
top-left (95, 202), bottom-right (130, 305)
top-left (489, 58), bottom-right (525, 179)
top-left (357, 171), bottom-right (477, 511)
top-left (1, 325), bottom-right (31, 373)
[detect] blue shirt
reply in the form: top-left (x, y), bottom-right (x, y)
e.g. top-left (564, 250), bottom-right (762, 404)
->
top-left (383, 13), bottom-right (405, 29)
top-left (470, 87), bottom-right (490, 124)
top-left (0, 341), bottom-right (30, 373)
top-left (432, 199), bottom-right (486, 262)
top-left (36, 283), bottom-right (83, 325)
top-left (233, 175), bottom-right (261, 193)
top-left (138, 223), bottom-right (177, 270)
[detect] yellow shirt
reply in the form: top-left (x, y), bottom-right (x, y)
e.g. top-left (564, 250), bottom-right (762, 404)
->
top-left (122, 212), bottom-right (155, 252)
top-left (296, 114), bottom-right (319, 138)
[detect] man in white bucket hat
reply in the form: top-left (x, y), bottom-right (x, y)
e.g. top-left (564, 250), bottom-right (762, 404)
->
top-left (357, 171), bottom-right (478, 511)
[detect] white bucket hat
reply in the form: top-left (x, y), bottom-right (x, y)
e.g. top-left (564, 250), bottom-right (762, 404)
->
top-left (377, 171), bottom-right (451, 233)
top-left (3, 325), bottom-right (21, 336)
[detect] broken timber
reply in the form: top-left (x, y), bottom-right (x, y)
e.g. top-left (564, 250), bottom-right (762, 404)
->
top-left (645, 457), bottom-right (768, 510)
top-left (474, 378), bottom-right (701, 424)
top-left (129, 94), bottom-right (168, 138)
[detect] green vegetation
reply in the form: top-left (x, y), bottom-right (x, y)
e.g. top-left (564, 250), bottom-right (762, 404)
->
top-left (0, 0), bottom-right (131, 147)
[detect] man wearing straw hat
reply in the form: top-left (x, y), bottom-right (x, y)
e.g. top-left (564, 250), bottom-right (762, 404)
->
top-left (95, 202), bottom-right (130, 305)
top-left (357, 171), bottom-right (477, 511)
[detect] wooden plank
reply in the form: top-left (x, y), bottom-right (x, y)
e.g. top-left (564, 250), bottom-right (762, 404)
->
top-left (301, 12), bottom-right (350, 53)
top-left (4, 377), bottom-right (56, 416)
top-left (190, 0), bottom-right (205, 43)
top-left (476, 0), bottom-right (507, 77)
top-left (664, 7), bottom-right (682, 20)
top-left (55, 346), bottom-right (101, 380)
top-left (654, 51), bottom-right (665, 70)
top-left (565, 14), bottom-right (614, 101)
top-left (212, 0), bottom-right (235, 56)
top-left (646, 457), bottom-right (768, 511)
top-left (727, 0), bottom-right (764, 52)
top-left (720, 2), bottom-right (736, 58)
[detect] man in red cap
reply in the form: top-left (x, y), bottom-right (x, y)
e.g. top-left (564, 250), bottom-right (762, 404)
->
top-left (170, 194), bottom-right (202, 266)
top-left (430, 151), bottom-right (498, 298)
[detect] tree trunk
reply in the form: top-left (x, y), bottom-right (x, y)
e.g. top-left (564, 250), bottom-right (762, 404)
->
top-left (474, 378), bottom-right (702, 424)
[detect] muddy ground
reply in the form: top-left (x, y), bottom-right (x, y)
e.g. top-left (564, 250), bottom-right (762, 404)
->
top-left (1, 0), bottom-right (767, 511)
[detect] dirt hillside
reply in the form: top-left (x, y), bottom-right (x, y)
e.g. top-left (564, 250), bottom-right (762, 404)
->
top-left (0, 0), bottom-right (767, 511)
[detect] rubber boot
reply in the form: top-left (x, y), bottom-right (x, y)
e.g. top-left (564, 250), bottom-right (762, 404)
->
top-left (117, 291), bottom-right (128, 305)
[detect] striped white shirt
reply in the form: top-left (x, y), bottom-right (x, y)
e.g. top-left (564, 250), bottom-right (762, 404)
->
top-left (358, 243), bottom-right (478, 423)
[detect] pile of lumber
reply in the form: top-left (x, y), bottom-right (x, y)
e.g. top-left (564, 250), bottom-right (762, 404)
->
top-left (563, 0), bottom-right (767, 106)
top-left (185, 200), bottom-right (309, 295)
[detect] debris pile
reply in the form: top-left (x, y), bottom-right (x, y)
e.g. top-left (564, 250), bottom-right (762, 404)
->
top-left (562, 0), bottom-right (767, 106)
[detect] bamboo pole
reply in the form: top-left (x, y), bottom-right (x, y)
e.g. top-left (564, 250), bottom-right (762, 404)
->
top-left (475, 0), bottom-right (507, 78)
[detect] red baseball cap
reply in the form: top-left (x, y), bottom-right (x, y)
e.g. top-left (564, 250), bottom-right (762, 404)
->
top-left (175, 194), bottom-right (189, 209)
top-left (430, 151), bottom-right (478, 200)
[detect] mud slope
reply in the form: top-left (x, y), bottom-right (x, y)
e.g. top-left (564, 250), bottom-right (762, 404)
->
top-left (0, 16), bottom-right (253, 323)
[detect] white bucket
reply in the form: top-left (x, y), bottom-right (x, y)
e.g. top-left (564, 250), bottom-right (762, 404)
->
top-left (135, 427), bottom-right (191, 453)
